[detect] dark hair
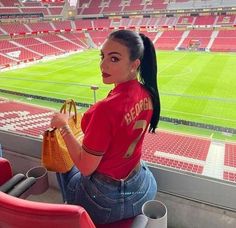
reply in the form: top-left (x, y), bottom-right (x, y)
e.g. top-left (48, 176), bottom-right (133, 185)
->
top-left (108, 30), bottom-right (161, 133)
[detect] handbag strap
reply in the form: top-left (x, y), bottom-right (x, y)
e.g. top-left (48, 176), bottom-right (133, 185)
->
top-left (60, 99), bottom-right (78, 123)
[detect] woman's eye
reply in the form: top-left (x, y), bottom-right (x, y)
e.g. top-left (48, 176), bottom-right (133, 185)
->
top-left (111, 56), bottom-right (119, 62)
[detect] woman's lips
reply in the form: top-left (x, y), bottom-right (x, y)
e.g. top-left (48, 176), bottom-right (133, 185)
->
top-left (102, 72), bottom-right (111, 78)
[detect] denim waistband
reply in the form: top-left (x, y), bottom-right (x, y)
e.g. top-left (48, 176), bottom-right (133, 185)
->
top-left (92, 162), bottom-right (141, 186)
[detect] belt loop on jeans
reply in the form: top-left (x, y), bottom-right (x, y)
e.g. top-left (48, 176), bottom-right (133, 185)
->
top-left (120, 179), bottom-right (125, 194)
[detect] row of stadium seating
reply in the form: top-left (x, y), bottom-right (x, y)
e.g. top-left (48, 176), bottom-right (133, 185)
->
top-left (0, 7), bottom-right (63, 16)
top-left (1, 0), bottom-right (235, 11)
top-left (143, 133), bottom-right (236, 183)
top-left (224, 142), bottom-right (236, 182)
top-left (74, 0), bottom-right (236, 15)
top-left (0, 0), bottom-right (64, 17)
top-left (144, 131), bottom-right (211, 161)
top-left (1, 15), bottom-right (235, 36)
top-left (0, 32), bottom-right (87, 67)
top-left (1, 28), bottom-right (236, 67)
top-left (155, 29), bottom-right (236, 51)
top-left (55, 15), bottom-right (236, 27)
top-left (225, 144), bottom-right (236, 168)
top-left (224, 171), bottom-right (236, 182)
top-left (0, 99), bottom-right (54, 137)
top-left (0, 98), bottom-right (235, 184)
top-left (0, 0), bottom-right (64, 7)
top-left (77, 0), bottom-right (235, 15)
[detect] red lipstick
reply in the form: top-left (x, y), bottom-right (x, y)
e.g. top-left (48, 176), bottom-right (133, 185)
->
top-left (102, 72), bottom-right (111, 78)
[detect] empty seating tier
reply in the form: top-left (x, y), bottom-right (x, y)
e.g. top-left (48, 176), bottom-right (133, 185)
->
top-left (142, 131), bottom-right (211, 174)
top-left (0, 99), bottom-right (53, 137)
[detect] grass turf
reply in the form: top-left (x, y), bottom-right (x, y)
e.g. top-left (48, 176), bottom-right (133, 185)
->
top-left (0, 50), bottom-right (236, 138)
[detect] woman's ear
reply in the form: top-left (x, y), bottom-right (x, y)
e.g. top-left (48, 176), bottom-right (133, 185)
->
top-left (132, 59), bottom-right (141, 71)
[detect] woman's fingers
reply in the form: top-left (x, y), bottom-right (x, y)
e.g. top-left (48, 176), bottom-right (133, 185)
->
top-left (50, 113), bottom-right (69, 128)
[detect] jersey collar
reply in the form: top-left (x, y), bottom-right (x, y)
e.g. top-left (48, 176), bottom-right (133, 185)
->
top-left (112, 79), bottom-right (139, 94)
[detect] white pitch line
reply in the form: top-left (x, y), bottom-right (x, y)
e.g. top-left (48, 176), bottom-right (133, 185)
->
top-left (162, 108), bottom-right (236, 123)
top-left (27, 55), bottom-right (99, 77)
top-left (0, 85), bottom-right (93, 101)
top-left (158, 53), bottom-right (188, 74)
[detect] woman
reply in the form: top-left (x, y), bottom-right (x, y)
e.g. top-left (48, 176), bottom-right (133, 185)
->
top-left (50, 29), bottom-right (161, 224)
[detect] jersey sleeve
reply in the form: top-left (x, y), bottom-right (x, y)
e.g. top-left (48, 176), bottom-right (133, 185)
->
top-left (82, 103), bottom-right (112, 156)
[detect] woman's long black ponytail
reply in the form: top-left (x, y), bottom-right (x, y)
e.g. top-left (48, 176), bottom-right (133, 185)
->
top-left (139, 34), bottom-right (160, 133)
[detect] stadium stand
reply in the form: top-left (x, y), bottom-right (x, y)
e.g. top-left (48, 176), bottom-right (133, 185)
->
top-left (102, 1), bottom-right (123, 14)
top-left (224, 144), bottom-right (236, 168)
top-left (26, 21), bottom-right (55, 33)
top-left (145, 0), bottom-right (168, 11)
top-left (193, 15), bottom-right (217, 26)
top-left (21, 1), bottom-right (42, 7)
top-left (216, 15), bottom-right (236, 26)
top-left (52, 20), bottom-right (73, 31)
top-left (0, 12), bottom-right (235, 68)
top-left (23, 39), bottom-right (63, 56)
top-left (0, 99), bottom-right (54, 137)
top-left (0, 98), bottom-right (227, 181)
top-left (74, 19), bottom-right (93, 30)
top-left (142, 130), bottom-right (210, 174)
top-left (0, 54), bottom-right (17, 67)
top-left (87, 30), bottom-right (110, 47)
top-left (176, 16), bottom-right (195, 27)
top-left (36, 34), bottom-right (80, 52)
top-left (21, 7), bottom-right (49, 16)
top-left (0, 8), bottom-right (21, 14)
top-left (123, 0), bottom-right (144, 13)
top-left (139, 31), bottom-right (157, 41)
top-left (2, 96), bottom-right (233, 184)
top-left (59, 32), bottom-right (88, 48)
top-left (0, 0), bottom-right (19, 7)
top-left (93, 18), bottom-right (112, 30)
top-left (42, 0), bottom-right (65, 7)
top-left (0, 0), bottom-right (235, 64)
top-left (224, 171), bottom-right (236, 182)
top-left (155, 30), bottom-right (185, 50)
top-left (168, 0), bottom-right (236, 10)
top-left (224, 143), bottom-right (236, 182)
top-left (0, 23), bottom-right (31, 36)
top-left (48, 7), bottom-right (63, 16)
top-left (179, 29), bottom-right (213, 50)
top-left (82, 0), bottom-right (103, 15)
top-left (0, 98), bottom-right (211, 176)
top-left (211, 30), bottom-right (236, 52)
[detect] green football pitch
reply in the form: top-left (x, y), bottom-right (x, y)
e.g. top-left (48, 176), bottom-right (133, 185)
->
top-left (1, 50), bottom-right (236, 135)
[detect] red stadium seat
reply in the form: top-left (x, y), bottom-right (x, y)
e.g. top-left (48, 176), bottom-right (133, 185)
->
top-left (0, 191), bottom-right (96, 228)
top-left (0, 157), bottom-right (12, 185)
top-left (0, 157), bottom-right (147, 228)
top-left (0, 157), bottom-right (95, 227)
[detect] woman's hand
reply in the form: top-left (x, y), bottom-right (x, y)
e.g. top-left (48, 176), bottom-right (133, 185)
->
top-left (50, 113), bottom-right (69, 129)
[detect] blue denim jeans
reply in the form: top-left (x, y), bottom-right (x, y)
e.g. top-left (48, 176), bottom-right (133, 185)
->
top-left (56, 161), bottom-right (157, 224)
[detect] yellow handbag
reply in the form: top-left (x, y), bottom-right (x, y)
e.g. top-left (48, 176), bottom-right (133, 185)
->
top-left (41, 99), bottom-right (82, 173)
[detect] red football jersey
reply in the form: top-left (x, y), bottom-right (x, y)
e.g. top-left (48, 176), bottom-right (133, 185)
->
top-left (81, 79), bottom-right (153, 179)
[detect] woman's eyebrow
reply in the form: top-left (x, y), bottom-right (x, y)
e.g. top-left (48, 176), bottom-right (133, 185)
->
top-left (101, 50), bottom-right (121, 56)
top-left (108, 51), bottom-right (121, 56)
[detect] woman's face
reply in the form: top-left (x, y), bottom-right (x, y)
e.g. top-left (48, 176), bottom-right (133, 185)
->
top-left (100, 39), bottom-right (139, 85)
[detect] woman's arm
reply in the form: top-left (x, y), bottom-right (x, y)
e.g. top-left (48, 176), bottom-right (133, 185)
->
top-left (51, 113), bottom-right (102, 176)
